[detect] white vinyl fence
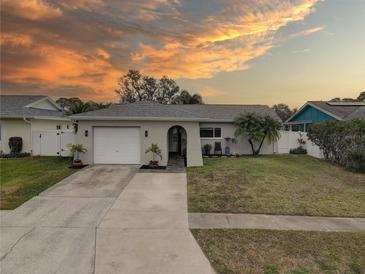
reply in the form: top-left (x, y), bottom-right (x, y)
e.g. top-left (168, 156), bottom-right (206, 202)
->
top-left (32, 130), bottom-right (75, 157)
top-left (277, 130), bottom-right (324, 159)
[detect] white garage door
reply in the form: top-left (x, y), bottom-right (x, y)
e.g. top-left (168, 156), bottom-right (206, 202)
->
top-left (93, 127), bottom-right (141, 164)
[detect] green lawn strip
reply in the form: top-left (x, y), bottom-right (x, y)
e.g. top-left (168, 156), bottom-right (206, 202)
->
top-left (187, 155), bottom-right (365, 217)
top-left (191, 229), bottom-right (365, 274)
top-left (0, 157), bottom-right (76, 209)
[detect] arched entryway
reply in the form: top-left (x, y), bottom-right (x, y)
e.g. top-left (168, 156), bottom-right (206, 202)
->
top-left (167, 125), bottom-right (187, 167)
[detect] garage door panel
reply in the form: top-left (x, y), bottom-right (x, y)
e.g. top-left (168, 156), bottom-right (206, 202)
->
top-left (93, 127), bottom-right (141, 164)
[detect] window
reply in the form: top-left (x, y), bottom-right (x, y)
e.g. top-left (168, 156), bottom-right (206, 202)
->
top-left (200, 127), bottom-right (222, 138)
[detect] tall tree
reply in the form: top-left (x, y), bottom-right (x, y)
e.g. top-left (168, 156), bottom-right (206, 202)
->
top-left (272, 103), bottom-right (296, 122)
top-left (357, 91), bottom-right (365, 102)
top-left (174, 90), bottom-right (203, 104)
top-left (56, 97), bottom-right (110, 114)
top-left (234, 112), bottom-right (282, 155)
top-left (330, 91), bottom-right (365, 102)
top-left (115, 69), bottom-right (203, 104)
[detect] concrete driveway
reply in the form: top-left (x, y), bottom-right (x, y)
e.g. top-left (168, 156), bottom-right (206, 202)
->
top-left (96, 173), bottom-right (214, 274)
top-left (1, 167), bottom-right (213, 274)
top-left (0, 165), bottom-right (137, 274)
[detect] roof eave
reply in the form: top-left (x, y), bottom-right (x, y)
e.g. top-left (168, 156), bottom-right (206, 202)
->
top-left (69, 116), bottom-right (211, 122)
top-left (0, 115), bottom-right (69, 121)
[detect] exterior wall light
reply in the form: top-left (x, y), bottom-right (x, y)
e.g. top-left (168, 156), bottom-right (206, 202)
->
top-left (145, 130), bottom-right (148, 137)
top-left (85, 130), bottom-right (88, 137)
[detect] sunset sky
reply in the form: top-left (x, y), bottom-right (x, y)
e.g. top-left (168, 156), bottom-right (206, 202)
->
top-left (1, 0), bottom-right (364, 107)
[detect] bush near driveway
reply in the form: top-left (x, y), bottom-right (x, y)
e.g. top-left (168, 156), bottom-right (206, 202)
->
top-left (192, 229), bottom-right (365, 274)
top-left (187, 155), bottom-right (365, 217)
top-left (0, 157), bottom-right (77, 209)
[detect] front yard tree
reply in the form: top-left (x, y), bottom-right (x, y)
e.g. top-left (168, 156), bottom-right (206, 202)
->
top-left (234, 112), bottom-right (282, 155)
top-left (115, 69), bottom-right (203, 104)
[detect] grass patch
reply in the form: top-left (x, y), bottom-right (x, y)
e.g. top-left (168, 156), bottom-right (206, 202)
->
top-left (0, 157), bottom-right (77, 209)
top-left (187, 155), bottom-right (365, 217)
top-left (192, 229), bottom-right (365, 274)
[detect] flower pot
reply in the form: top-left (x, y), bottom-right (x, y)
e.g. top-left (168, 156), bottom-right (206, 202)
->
top-left (72, 159), bottom-right (83, 166)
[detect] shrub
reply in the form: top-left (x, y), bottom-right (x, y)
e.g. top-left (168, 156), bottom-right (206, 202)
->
top-left (346, 151), bottom-right (365, 173)
top-left (8, 137), bottom-right (23, 153)
top-left (308, 119), bottom-right (365, 172)
top-left (202, 144), bottom-right (212, 155)
top-left (290, 147), bottom-right (307, 154)
top-left (0, 152), bottom-right (31, 158)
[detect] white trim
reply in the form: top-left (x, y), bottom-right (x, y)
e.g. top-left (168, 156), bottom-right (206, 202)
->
top-left (70, 116), bottom-right (212, 122)
top-left (32, 116), bottom-right (70, 121)
top-left (200, 137), bottom-right (223, 140)
top-left (25, 96), bottom-right (62, 111)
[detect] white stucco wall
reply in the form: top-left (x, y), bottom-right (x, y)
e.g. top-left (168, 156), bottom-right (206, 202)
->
top-left (199, 122), bottom-right (276, 155)
top-left (74, 120), bottom-right (203, 167)
top-left (31, 119), bottom-right (72, 131)
top-left (0, 118), bottom-right (72, 154)
top-left (0, 119), bottom-right (31, 154)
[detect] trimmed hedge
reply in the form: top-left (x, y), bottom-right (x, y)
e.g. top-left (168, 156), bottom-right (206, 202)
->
top-left (307, 119), bottom-right (365, 173)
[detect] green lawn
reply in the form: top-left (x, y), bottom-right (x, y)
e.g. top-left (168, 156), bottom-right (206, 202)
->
top-left (0, 157), bottom-right (77, 209)
top-left (192, 229), bottom-right (365, 274)
top-left (187, 155), bottom-right (365, 217)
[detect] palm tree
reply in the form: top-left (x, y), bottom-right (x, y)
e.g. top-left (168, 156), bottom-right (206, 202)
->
top-left (234, 112), bottom-right (282, 155)
top-left (145, 144), bottom-right (162, 165)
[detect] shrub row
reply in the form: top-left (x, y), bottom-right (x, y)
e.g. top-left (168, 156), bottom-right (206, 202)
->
top-left (307, 119), bottom-right (365, 173)
top-left (0, 152), bottom-right (31, 159)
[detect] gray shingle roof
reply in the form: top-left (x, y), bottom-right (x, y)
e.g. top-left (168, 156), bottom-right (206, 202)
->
top-left (308, 101), bottom-right (365, 120)
top-left (71, 101), bottom-right (279, 122)
top-left (0, 95), bottom-right (65, 118)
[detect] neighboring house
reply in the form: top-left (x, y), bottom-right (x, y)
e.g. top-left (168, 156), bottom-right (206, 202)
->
top-left (70, 101), bottom-right (280, 167)
top-left (0, 95), bottom-right (73, 155)
top-left (285, 101), bottom-right (365, 131)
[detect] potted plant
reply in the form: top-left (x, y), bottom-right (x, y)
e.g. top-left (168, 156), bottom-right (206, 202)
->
top-left (145, 144), bottom-right (162, 167)
top-left (69, 144), bottom-right (87, 167)
top-left (224, 137), bottom-right (237, 156)
top-left (202, 144), bottom-right (212, 156)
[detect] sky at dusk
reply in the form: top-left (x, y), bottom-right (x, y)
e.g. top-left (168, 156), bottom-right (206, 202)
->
top-left (1, 0), bottom-right (364, 107)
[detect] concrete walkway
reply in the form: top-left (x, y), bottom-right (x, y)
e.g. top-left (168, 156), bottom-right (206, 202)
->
top-left (0, 165), bottom-right (137, 274)
top-left (96, 172), bottom-right (214, 274)
top-left (189, 213), bottom-right (365, 232)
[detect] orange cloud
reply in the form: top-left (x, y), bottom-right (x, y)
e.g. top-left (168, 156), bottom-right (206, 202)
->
top-left (2, 0), bottom-right (62, 20)
top-left (131, 0), bottom-right (320, 79)
top-left (1, 0), bottom-right (321, 101)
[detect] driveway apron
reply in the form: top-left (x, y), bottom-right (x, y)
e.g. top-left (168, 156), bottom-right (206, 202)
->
top-left (0, 165), bottom-right (137, 274)
top-left (96, 172), bottom-right (214, 274)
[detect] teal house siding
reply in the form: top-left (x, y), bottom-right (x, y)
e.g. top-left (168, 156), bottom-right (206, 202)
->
top-left (289, 105), bottom-right (336, 123)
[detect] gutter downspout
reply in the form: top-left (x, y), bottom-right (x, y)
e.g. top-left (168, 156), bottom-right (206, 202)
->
top-left (23, 117), bottom-right (32, 155)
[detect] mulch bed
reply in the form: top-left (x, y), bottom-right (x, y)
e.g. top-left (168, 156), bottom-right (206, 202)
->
top-left (140, 165), bottom-right (166, 170)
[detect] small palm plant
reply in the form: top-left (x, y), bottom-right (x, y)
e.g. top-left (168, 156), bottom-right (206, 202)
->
top-left (69, 144), bottom-right (87, 166)
top-left (145, 144), bottom-right (162, 167)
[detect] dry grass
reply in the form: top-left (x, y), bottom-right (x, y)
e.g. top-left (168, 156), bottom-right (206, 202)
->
top-left (192, 229), bottom-right (365, 274)
top-left (187, 155), bottom-right (365, 217)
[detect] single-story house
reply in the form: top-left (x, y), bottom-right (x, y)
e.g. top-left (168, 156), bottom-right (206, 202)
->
top-left (0, 95), bottom-right (73, 155)
top-left (70, 101), bottom-right (280, 167)
top-left (285, 101), bottom-right (365, 131)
